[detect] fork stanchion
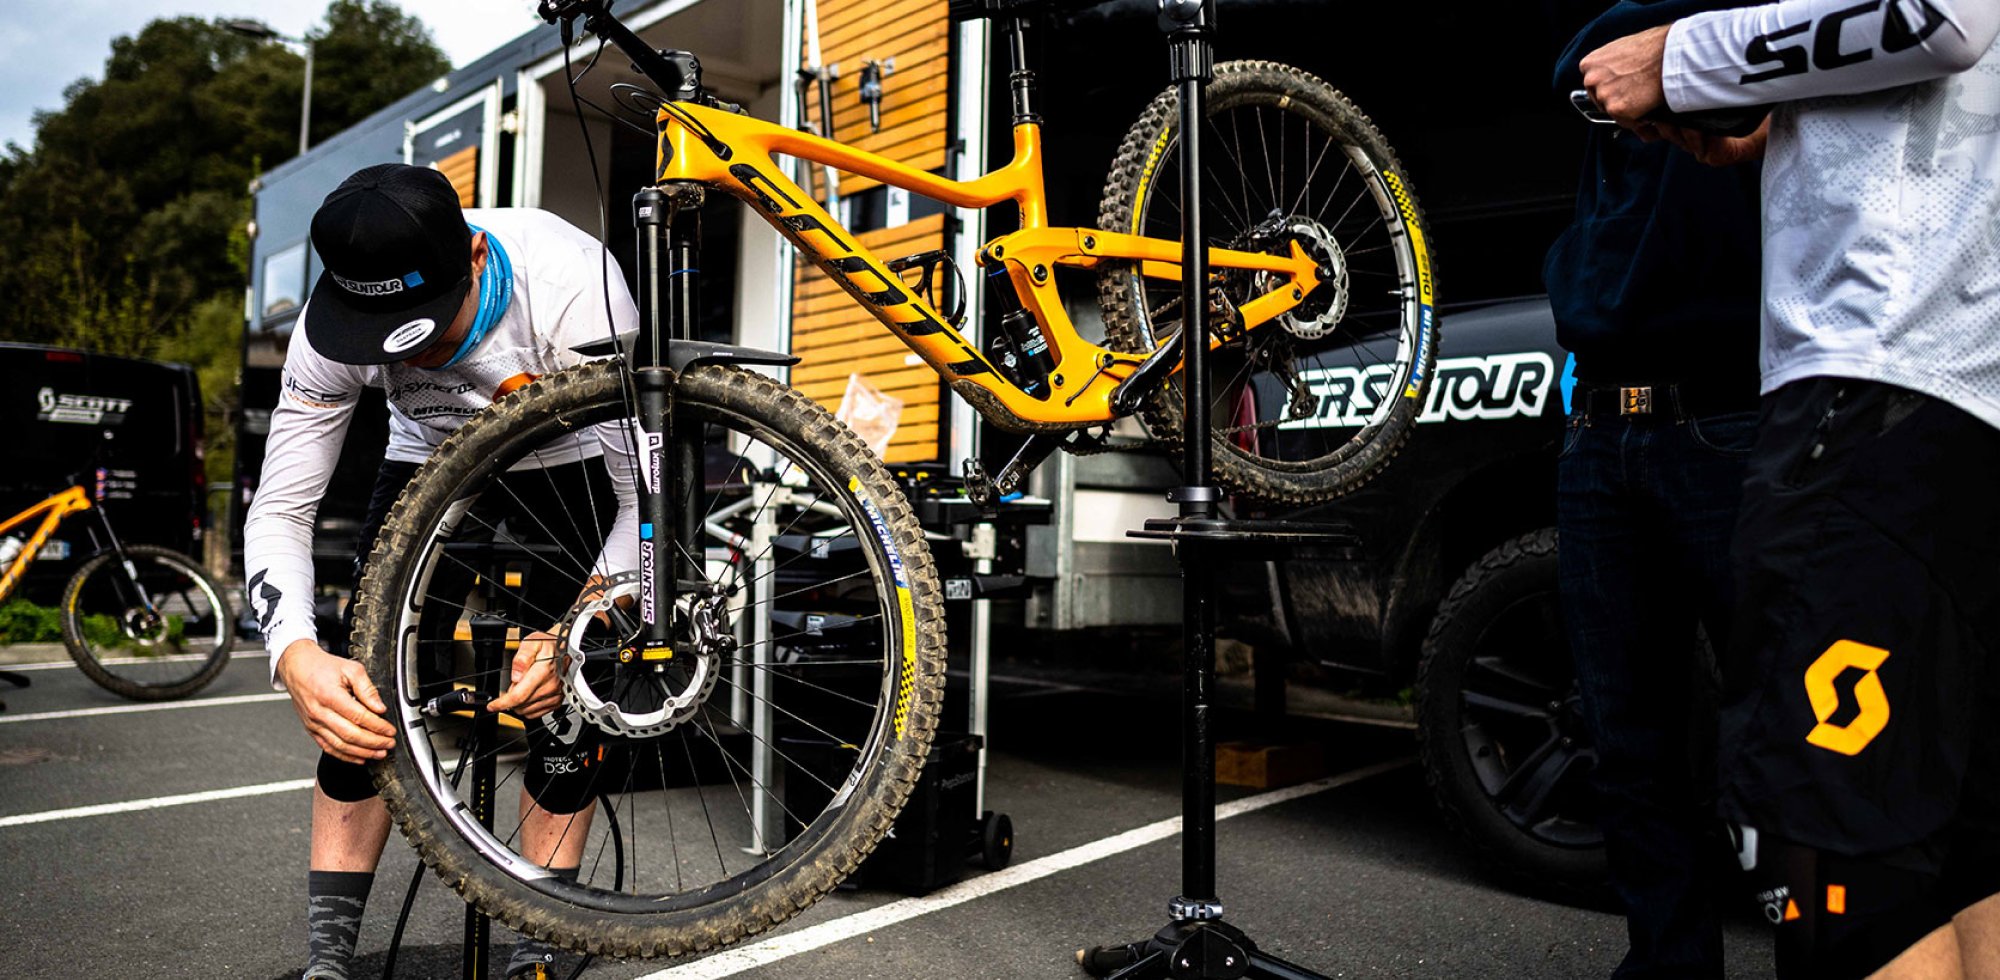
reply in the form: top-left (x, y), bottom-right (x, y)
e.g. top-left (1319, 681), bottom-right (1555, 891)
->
top-left (1075, 3), bottom-right (1355, 977)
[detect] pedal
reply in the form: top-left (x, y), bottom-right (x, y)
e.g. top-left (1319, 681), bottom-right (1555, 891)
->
top-left (962, 459), bottom-right (998, 509)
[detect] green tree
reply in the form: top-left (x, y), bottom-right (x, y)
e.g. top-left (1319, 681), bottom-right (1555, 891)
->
top-left (0, 1), bottom-right (450, 495)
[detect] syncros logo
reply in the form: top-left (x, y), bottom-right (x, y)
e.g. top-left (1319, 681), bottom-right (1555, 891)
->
top-left (1742, 0), bottom-right (1946, 85)
top-left (727, 163), bottom-right (995, 378)
top-left (1803, 639), bottom-right (1892, 756)
top-left (1281, 352), bottom-right (1554, 430)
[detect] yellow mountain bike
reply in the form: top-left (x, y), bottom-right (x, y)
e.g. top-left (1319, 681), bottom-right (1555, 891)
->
top-left (352, 0), bottom-right (1434, 957)
top-left (0, 463), bottom-right (232, 701)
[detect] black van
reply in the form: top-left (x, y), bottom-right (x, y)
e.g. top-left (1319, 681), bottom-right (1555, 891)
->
top-left (0, 343), bottom-right (208, 600)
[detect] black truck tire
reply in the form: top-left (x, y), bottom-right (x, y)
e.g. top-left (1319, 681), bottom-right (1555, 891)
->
top-left (1415, 529), bottom-right (1607, 896)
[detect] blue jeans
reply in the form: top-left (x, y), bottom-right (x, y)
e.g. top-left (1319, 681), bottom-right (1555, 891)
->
top-left (1557, 405), bottom-right (1756, 979)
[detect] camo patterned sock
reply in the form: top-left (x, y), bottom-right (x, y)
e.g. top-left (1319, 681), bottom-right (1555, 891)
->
top-left (303, 869), bottom-right (373, 980)
top-left (505, 866), bottom-right (580, 978)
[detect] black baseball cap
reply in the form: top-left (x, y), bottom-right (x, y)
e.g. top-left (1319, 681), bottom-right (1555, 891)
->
top-left (304, 163), bottom-right (474, 365)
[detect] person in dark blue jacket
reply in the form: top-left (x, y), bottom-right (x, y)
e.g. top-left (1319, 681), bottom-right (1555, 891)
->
top-left (1546, 1), bottom-right (1767, 975)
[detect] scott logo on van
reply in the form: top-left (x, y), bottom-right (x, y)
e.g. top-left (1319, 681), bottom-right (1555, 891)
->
top-left (36, 387), bottom-right (133, 426)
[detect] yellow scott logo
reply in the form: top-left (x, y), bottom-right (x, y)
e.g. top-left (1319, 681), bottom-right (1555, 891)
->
top-left (1804, 640), bottom-right (1891, 756)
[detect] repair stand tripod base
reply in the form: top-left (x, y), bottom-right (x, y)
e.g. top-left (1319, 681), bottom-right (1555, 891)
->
top-left (1080, 921), bottom-right (1331, 980)
top-left (1076, 4), bottom-right (1338, 978)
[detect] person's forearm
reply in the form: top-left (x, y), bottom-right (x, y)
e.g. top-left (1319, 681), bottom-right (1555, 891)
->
top-left (1665, 0), bottom-right (2000, 111)
top-left (244, 383), bottom-right (355, 685)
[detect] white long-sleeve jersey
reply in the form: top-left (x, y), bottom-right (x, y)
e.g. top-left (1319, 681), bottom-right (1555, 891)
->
top-left (243, 208), bottom-right (641, 686)
top-left (1663, 0), bottom-right (2000, 428)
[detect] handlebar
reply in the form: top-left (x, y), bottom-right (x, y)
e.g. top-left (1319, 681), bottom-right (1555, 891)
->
top-left (538, 0), bottom-right (697, 100)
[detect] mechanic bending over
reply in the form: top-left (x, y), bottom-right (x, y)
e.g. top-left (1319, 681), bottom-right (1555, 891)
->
top-left (1580, 2), bottom-right (2000, 978)
top-left (243, 163), bottom-right (640, 980)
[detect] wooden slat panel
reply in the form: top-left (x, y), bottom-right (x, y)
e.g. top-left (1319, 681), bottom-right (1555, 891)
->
top-left (822, 13), bottom-right (944, 57)
top-left (818, 0), bottom-right (938, 37)
top-left (799, 0), bottom-right (949, 460)
top-left (792, 211), bottom-right (947, 459)
top-left (435, 145), bottom-right (478, 207)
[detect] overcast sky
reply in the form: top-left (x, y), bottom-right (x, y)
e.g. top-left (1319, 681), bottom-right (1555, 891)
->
top-left (2, 0), bottom-right (551, 152)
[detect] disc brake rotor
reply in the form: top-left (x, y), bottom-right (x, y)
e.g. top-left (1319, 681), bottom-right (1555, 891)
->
top-left (553, 571), bottom-right (726, 739)
top-left (1256, 219), bottom-right (1349, 341)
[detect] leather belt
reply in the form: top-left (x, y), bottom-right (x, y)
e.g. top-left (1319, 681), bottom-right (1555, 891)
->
top-left (1573, 380), bottom-right (1755, 421)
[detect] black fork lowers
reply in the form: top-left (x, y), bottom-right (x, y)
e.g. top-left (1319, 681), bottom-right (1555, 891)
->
top-left (630, 184), bottom-right (707, 656)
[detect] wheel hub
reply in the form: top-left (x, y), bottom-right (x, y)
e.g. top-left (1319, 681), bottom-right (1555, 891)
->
top-left (1257, 218), bottom-right (1349, 340)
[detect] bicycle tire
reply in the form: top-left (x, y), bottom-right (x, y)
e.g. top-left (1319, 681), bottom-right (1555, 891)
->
top-left (352, 360), bottom-right (946, 958)
top-left (61, 544), bottom-right (233, 701)
top-left (1098, 60), bottom-right (1439, 505)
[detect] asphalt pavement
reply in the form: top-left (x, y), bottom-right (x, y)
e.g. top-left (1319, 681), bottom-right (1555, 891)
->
top-left (0, 644), bottom-right (1776, 979)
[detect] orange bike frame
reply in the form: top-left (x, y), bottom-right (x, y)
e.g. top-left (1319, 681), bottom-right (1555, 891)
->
top-left (655, 105), bottom-right (1324, 431)
top-left (0, 486), bottom-right (91, 604)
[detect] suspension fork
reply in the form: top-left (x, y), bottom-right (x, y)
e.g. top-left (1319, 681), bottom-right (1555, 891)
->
top-left (630, 184), bottom-right (707, 656)
top-left (87, 497), bottom-right (155, 612)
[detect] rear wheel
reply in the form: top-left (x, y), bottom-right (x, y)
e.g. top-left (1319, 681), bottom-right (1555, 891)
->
top-left (1098, 60), bottom-right (1438, 505)
top-left (352, 361), bottom-right (947, 957)
top-left (61, 544), bottom-right (232, 701)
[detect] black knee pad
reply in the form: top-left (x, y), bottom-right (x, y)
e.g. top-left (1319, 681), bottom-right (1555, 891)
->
top-left (317, 753), bottom-right (380, 804)
top-left (523, 737), bottom-right (607, 815)
top-left (1732, 824), bottom-right (1950, 980)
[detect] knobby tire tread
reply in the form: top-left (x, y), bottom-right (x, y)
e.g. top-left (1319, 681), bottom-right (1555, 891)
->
top-left (351, 360), bottom-right (946, 958)
top-left (1413, 529), bottom-right (1607, 897)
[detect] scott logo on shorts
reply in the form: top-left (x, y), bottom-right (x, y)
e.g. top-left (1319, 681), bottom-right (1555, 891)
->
top-left (1803, 639), bottom-right (1891, 756)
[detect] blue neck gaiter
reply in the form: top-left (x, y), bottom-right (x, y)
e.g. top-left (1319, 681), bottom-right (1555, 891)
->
top-left (435, 226), bottom-right (513, 370)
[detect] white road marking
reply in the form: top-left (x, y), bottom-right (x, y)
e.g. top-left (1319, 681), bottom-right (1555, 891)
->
top-left (0, 778), bottom-right (316, 828)
top-left (0, 756), bottom-right (464, 829)
top-left (0, 692), bottom-right (290, 724)
top-left (2, 650), bottom-right (268, 672)
top-left (638, 757), bottom-right (1414, 980)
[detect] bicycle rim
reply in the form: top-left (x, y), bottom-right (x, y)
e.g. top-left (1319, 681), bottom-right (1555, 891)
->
top-left (356, 362), bottom-right (943, 955)
top-left (63, 546), bottom-right (232, 701)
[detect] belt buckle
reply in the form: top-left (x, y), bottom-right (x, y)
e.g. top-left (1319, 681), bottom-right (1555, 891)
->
top-left (1620, 386), bottom-right (1654, 416)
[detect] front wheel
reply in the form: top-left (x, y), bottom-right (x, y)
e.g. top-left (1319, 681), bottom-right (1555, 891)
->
top-left (1098, 60), bottom-right (1438, 505)
top-left (61, 544), bottom-right (233, 701)
top-left (352, 360), bottom-right (947, 958)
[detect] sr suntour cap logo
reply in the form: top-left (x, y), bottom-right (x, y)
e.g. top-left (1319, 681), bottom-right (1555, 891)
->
top-left (332, 270), bottom-right (425, 297)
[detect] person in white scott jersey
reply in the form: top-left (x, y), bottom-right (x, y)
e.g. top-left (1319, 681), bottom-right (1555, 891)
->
top-left (243, 164), bottom-right (639, 980)
top-left (1578, 3), bottom-right (2000, 978)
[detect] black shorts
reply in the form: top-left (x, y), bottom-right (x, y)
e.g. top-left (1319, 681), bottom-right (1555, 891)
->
top-left (1719, 377), bottom-right (2000, 910)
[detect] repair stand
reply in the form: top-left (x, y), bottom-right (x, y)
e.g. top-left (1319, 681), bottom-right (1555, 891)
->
top-left (1076, 4), bottom-right (1354, 977)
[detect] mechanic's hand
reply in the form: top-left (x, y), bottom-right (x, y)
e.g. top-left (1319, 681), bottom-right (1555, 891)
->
top-left (277, 640), bottom-right (396, 764)
top-left (1581, 25), bottom-right (1672, 124)
top-left (488, 631), bottom-right (564, 719)
top-left (1656, 117), bottom-right (1772, 167)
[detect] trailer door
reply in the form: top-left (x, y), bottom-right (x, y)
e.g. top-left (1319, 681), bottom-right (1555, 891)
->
top-left (405, 85), bottom-right (504, 208)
